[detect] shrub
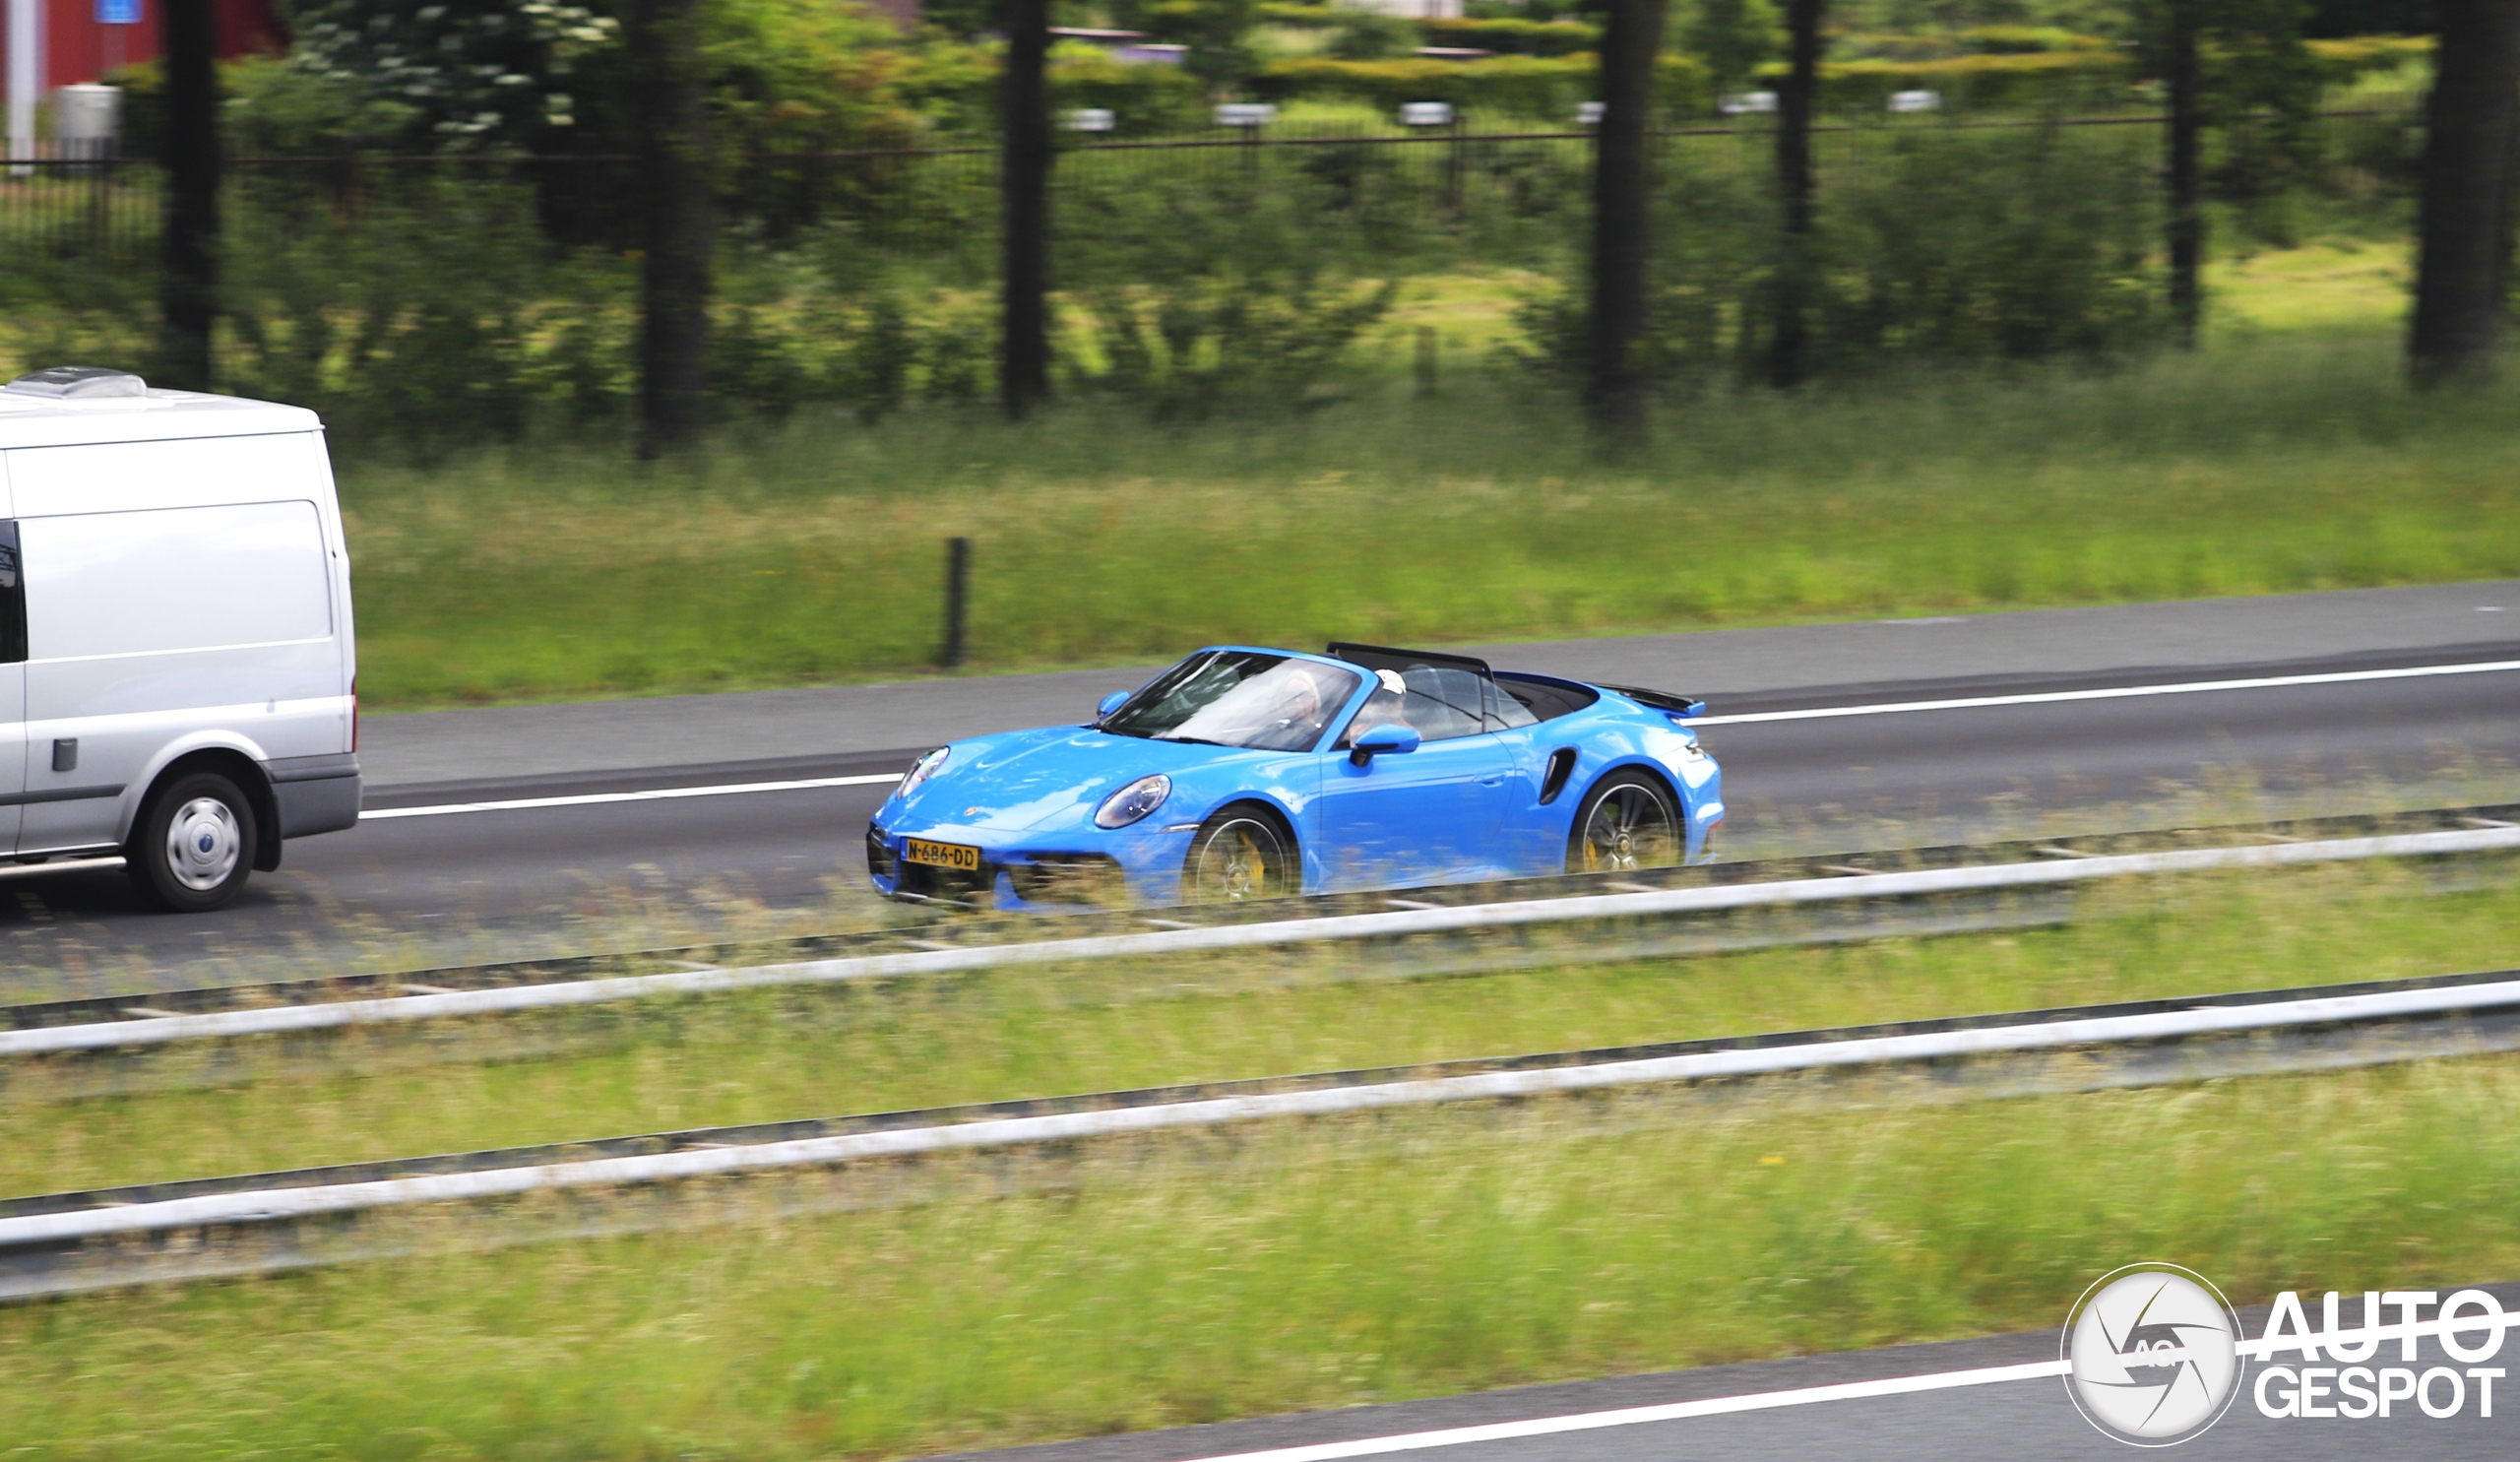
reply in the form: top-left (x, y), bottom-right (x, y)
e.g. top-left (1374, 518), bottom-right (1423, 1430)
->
top-left (1256, 53), bottom-right (1711, 119)
top-left (1514, 117), bottom-right (2163, 384)
top-left (1419, 17), bottom-right (1604, 56)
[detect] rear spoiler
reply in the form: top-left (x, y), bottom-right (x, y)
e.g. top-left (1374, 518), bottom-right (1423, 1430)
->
top-left (1602, 683), bottom-right (1708, 720)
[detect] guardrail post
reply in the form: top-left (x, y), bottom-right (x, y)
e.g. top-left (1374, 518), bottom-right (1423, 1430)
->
top-left (941, 536), bottom-right (971, 669)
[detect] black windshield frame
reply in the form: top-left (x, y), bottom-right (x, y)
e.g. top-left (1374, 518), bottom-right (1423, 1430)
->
top-left (1098, 650), bottom-right (1365, 754)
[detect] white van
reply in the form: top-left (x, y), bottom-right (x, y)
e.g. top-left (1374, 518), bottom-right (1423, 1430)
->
top-left (0, 365), bottom-right (359, 911)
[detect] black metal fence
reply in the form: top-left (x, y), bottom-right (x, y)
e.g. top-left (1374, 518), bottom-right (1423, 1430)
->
top-left (0, 100), bottom-right (2422, 282)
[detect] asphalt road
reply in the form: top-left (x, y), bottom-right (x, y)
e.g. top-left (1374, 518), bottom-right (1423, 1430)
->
top-left (938, 1285), bottom-right (2520, 1462)
top-left (4, 584), bottom-right (2515, 1000)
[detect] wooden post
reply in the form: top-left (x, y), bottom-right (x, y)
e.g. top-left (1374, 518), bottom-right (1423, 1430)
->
top-left (941, 537), bottom-right (971, 670)
top-left (1768, 0), bottom-right (1822, 389)
top-left (1001, 0), bottom-right (1051, 419)
top-left (630, 0), bottom-right (714, 456)
top-left (1588, 0), bottom-right (1667, 447)
top-left (2410, 0), bottom-right (2520, 387)
top-left (159, 0), bottom-right (218, 391)
top-left (2165, 0), bottom-right (2202, 349)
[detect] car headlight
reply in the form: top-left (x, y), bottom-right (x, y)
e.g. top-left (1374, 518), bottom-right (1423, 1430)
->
top-left (1095, 773), bottom-right (1171, 830)
top-left (896, 746), bottom-right (949, 800)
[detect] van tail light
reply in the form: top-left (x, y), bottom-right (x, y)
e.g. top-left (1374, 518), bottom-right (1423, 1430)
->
top-left (351, 678), bottom-right (359, 752)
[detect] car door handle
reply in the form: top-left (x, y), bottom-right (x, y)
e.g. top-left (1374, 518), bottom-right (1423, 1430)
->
top-left (1479, 775), bottom-right (1509, 787)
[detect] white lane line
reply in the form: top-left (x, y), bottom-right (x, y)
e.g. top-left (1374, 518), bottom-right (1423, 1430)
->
top-left (1170, 1303), bottom-right (2520, 1462)
top-left (1689, 658), bottom-right (2520, 727)
top-left (353, 659), bottom-right (2520, 817)
top-left (1166, 1360), bottom-right (2070, 1462)
top-left (361, 774), bottom-right (902, 820)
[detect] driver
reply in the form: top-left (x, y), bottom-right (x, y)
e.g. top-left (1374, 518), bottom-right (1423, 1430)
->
top-left (1270, 667), bottom-right (1327, 733)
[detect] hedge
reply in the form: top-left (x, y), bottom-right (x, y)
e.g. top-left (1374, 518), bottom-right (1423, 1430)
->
top-left (1255, 53), bottom-right (1713, 118)
top-left (1777, 50), bottom-right (2139, 112)
top-left (1419, 18), bottom-right (1602, 56)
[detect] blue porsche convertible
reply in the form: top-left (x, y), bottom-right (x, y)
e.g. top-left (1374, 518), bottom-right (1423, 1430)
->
top-left (866, 642), bottom-right (1725, 908)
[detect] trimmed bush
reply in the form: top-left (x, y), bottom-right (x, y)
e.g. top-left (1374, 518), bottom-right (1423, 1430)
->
top-left (1419, 17), bottom-right (1602, 56)
top-left (1255, 52), bottom-right (1710, 119)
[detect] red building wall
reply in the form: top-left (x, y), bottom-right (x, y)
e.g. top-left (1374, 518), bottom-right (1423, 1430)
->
top-left (11, 0), bottom-right (280, 95)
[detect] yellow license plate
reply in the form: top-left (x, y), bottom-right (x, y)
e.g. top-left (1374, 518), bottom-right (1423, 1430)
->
top-left (903, 838), bottom-right (982, 871)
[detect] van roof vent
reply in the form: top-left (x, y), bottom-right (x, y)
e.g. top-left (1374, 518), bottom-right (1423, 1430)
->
top-left (4, 366), bottom-right (149, 400)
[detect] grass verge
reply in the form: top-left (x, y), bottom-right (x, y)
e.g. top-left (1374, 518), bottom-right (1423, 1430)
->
top-left (6, 856), bottom-right (2514, 1198)
top-left (344, 324), bottom-right (2520, 709)
top-left (8, 1054), bottom-right (2518, 1459)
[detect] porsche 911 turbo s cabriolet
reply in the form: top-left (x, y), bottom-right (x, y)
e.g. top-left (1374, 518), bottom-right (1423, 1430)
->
top-left (866, 642), bottom-right (1724, 908)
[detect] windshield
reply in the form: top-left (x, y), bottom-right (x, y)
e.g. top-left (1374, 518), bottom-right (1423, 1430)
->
top-left (1100, 651), bottom-right (1362, 753)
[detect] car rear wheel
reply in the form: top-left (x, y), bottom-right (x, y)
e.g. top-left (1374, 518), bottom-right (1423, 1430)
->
top-left (128, 771), bottom-right (259, 912)
top-left (1566, 771), bottom-right (1680, 875)
top-left (1185, 807), bottom-right (1294, 904)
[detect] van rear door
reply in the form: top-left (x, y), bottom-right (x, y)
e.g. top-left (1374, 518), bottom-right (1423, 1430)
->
top-left (0, 524), bottom-right (25, 851)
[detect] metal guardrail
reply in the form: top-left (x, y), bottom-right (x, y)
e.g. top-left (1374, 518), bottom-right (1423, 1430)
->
top-left (5, 965), bottom-right (2518, 1262)
top-left (5, 822), bottom-right (2516, 1058)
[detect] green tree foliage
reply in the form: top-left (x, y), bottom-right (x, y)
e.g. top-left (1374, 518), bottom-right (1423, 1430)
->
top-left (287, 0), bottom-right (620, 147)
top-left (2132, 0), bottom-right (2323, 236)
top-left (1125, 0), bottom-right (1265, 90)
top-left (1681, 0), bottom-right (1782, 95)
top-left (1326, 8), bottom-right (1421, 60)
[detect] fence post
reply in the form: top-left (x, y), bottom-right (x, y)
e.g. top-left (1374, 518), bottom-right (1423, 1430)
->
top-left (1587, 0), bottom-right (1666, 449)
top-left (1769, 0), bottom-right (1823, 390)
top-left (159, 0), bottom-right (218, 391)
top-left (2165, 0), bottom-right (2202, 350)
top-left (1001, 0), bottom-right (1051, 419)
top-left (941, 537), bottom-right (971, 670)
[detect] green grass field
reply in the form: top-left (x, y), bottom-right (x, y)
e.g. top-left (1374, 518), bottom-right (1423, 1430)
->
top-left (4, 858), bottom-right (2516, 1462)
top-left (8, 1057), bottom-right (2517, 1459)
top-left (338, 238), bottom-right (2520, 710)
top-left (8, 858), bottom-right (2511, 1198)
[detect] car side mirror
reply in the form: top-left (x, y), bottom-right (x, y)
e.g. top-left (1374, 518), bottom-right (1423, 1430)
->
top-left (1674, 699), bottom-right (1707, 720)
top-left (1097, 690), bottom-right (1131, 719)
top-left (1349, 723), bottom-right (1420, 767)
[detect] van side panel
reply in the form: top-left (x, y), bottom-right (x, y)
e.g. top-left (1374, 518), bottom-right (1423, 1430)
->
top-left (26, 502), bottom-right (333, 657)
top-left (11, 434), bottom-right (352, 854)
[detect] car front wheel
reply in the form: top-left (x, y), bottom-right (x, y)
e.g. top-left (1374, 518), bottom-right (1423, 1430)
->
top-left (128, 771), bottom-right (259, 912)
top-left (1184, 806), bottom-right (1294, 904)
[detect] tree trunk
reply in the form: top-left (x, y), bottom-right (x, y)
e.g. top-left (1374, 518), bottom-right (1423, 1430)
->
top-left (159, 0), bottom-right (218, 392)
top-left (1769, 0), bottom-right (1822, 389)
top-left (1001, 0), bottom-right (1052, 419)
top-left (2410, 0), bottom-right (2520, 387)
top-left (2165, 0), bottom-right (2202, 349)
top-left (631, 0), bottom-right (715, 455)
top-left (1588, 0), bottom-right (1666, 446)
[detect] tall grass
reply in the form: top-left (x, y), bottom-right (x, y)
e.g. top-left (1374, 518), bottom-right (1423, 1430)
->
top-left (9, 1055), bottom-right (2519, 1459)
top-left (8, 858), bottom-right (2513, 1200)
top-left (343, 328), bottom-right (2520, 707)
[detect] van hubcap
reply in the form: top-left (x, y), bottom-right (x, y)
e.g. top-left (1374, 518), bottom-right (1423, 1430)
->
top-left (165, 797), bottom-right (242, 891)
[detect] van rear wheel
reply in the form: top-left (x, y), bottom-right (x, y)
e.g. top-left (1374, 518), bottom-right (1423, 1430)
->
top-left (128, 772), bottom-right (259, 912)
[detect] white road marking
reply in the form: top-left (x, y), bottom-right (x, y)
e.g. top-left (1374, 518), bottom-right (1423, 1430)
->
top-left (1165, 1306), bottom-right (2520, 1462)
top-left (358, 658), bottom-right (2520, 819)
top-left (1166, 1360), bottom-right (2070, 1462)
top-left (1689, 658), bottom-right (2520, 727)
top-left (361, 774), bottom-right (902, 820)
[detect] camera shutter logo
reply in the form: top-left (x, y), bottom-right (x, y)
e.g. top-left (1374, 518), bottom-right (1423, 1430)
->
top-left (2064, 1264), bottom-right (2246, 1446)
